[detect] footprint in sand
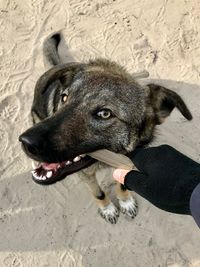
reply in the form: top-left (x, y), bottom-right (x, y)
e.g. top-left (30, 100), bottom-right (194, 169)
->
top-left (0, 94), bottom-right (20, 123)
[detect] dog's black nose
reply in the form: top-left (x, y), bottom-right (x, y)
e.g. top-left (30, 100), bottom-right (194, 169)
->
top-left (19, 133), bottom-right (44, 156)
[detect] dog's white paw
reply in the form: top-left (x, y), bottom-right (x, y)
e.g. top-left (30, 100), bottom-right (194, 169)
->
top-left (98, 203), bottom-right (119, 224)
top-left (119, 197), bottom-right (138, 218)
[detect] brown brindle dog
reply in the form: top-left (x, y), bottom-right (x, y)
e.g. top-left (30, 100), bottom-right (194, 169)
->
top-left (19, 33), bottom-right (192, 224)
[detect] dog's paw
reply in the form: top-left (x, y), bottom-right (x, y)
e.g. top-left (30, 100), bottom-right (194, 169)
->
top-left (98, 203), bottom-right (119, 224)
top-left (119, 196), bottom-right (138, 218)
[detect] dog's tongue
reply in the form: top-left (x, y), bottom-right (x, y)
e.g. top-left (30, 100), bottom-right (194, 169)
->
top-left (42, 163), bottom-right (59, 171)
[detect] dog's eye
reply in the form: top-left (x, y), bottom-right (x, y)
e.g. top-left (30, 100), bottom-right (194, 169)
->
top-left (61, 93), bottom-right (68, 103)
top-left (97, 109), bottom-right (112, 119)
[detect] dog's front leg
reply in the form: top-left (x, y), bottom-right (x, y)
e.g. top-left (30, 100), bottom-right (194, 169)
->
top-left (79, 165), bottom-right (119, 224)
top-left (115, 182), bottom-right (138, 218)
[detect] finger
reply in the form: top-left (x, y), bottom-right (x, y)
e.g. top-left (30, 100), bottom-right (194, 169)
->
top-left (113, 169), bottom-right (130, 184)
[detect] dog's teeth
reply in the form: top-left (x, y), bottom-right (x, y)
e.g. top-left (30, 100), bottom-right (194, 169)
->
top-left (32, 161), bottom-right (40, 169)
top-left (32, 162), bottom-right (36, 169)
top-left (31, 171), bottom-right (42, 180)
top-left (46, 171), bottom-right (53, 178)
top-left (31, 170), bottom-right (45, 181)
top-left (31, 171), bottom-right (38, 177)
top-left (57, 164), bottom-right (61, 169)
top-left (73, 156), bottom-right (81, 162)
top-left (80, 154), bottom-right (86, 158)
top-left (66, 161), bottom-right (72, 165)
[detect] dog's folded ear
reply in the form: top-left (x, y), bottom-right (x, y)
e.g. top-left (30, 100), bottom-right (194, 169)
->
top-left (32, 63), bottom-right (86, 119)
top-left (34, 63), bottom-right (85, 96)
top-left (147, 84), bottom-right (192, 124)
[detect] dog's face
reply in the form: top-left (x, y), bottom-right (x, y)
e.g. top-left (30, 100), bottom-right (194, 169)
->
top-left (19, 60), bottom-right (192, 184)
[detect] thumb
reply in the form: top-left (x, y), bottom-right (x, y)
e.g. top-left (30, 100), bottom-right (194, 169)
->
top-left (113, 169), bottom-right (130, 184)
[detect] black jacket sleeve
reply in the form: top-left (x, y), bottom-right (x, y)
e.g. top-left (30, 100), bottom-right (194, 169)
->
top-left (123, 145), bottom-right (200, 216)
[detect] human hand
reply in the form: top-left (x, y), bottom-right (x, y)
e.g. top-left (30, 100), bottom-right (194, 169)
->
top-left (113, 145), bottom-right (200, 216)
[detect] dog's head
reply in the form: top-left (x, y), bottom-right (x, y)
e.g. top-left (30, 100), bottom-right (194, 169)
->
top-left (19, 60), bottom-right (192, 184)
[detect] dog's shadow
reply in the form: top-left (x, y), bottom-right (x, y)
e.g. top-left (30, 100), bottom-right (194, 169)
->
top-left (1, 80), bottom-right (200, 265)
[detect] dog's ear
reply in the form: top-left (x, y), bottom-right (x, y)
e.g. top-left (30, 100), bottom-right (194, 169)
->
top-left (147, 84), bottom-right (192, 124)
top-left (35, 63), bottom-right (85, 96)
top-left (32, 63), bottom-right (86, 119)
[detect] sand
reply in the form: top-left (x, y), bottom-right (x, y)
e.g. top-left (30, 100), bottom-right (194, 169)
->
top-left (0, 0), bottom-right (200, 266)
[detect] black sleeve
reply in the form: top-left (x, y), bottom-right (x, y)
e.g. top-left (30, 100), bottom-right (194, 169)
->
top-left (124, 170), bottom-right (148, 192)
top-left (124, 145), bottom-right (200, 215)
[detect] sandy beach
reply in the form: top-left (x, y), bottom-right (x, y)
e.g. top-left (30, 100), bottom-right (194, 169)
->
top-left (0, 0), bottom-right (200, 266)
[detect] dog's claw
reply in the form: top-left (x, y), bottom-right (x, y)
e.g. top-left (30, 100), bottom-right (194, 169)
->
top-left (98, 203), bottom-right (119, 224)
top-left (119, 197), bottom-right (138, 218)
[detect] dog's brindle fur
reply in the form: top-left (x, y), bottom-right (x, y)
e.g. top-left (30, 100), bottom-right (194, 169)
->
top-left (22, 33), bottom-right (192, 224)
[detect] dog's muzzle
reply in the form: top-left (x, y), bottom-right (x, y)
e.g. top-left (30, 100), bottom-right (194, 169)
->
top-left (19, 131), bottom-right (96, 185)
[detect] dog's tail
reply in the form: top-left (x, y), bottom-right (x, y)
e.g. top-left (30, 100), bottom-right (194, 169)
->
top-left (43, 33), bottom-right (62, 69)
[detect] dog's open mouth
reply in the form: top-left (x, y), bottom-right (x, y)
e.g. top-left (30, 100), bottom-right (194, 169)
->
top-left (31, 154), bottom-right (96, 185)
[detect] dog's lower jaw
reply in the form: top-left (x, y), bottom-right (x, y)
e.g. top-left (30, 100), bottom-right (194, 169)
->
top-left (31, 155), bottom-right (96, 185)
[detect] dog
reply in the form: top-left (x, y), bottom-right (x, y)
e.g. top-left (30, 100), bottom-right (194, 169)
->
top-left (19, 33), bottom-right (192, 224)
